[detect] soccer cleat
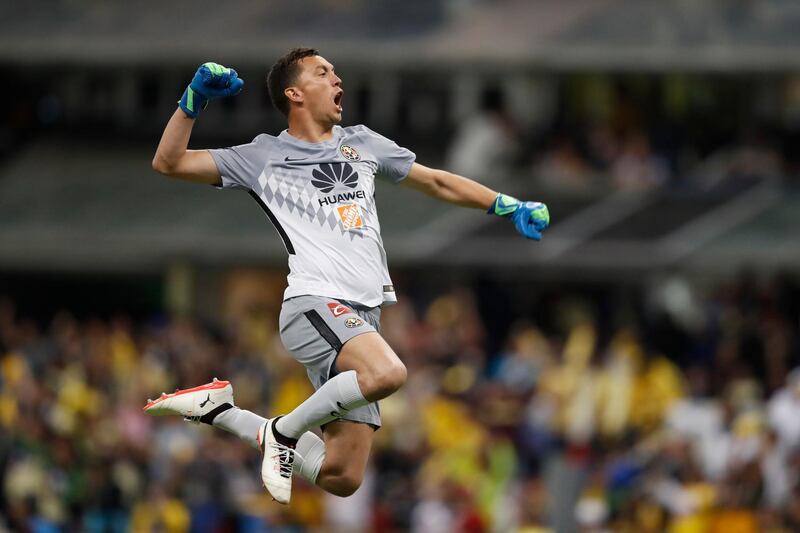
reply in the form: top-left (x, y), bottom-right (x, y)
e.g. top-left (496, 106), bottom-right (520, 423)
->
top-left (257, 419), bottom-right (295, 504)
top-left (143, 378), bottom-right (233, 423)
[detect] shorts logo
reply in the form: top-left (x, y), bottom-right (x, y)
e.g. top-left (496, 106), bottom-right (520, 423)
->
top-left (327, 302), bottom-right (352, 317)
top-left (337, 203), bottom-right (363, 230)
top-left (344, 317), bottom-right (364, 328)
top-left (340, 145), bottom-right (360, 161)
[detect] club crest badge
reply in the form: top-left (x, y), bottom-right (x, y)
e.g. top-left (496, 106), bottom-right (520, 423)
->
top-left (345, 317), bottom-right (364, 328)
top-left (340, 145), bottom-right (360, 161)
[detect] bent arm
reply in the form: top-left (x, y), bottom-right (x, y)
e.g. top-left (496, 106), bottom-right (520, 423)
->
top-left (152, 109), bottom-right (221, 185)
top-left (401, 162), bottom-right (497, 209)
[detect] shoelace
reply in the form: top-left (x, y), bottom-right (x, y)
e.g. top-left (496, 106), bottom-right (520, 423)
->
top-left (268, 440), bottom-right (295, 479)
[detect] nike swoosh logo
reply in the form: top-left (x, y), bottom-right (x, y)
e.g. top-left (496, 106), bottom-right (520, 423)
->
top-left (285, 156), bottom-right (307, 162)
top-left (329, 401), bottom-right (350, 419)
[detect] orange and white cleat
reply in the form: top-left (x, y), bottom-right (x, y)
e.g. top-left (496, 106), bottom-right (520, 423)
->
top-left (143, 378), bottom-right (233, 423)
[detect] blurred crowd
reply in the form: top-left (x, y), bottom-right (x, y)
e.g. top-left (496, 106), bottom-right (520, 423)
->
top-left (446, 82), bottom-right (800, 194)
top-left (1, 270), bottom-right (799, 533)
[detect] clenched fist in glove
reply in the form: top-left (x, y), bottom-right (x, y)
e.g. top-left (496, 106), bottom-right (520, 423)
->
top-left (179, 62), bottom-right (244, 119)
top-left (488, 193), bottom-right (550, 241)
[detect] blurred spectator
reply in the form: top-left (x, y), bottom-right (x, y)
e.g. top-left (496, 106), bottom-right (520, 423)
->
top-left (768, 368), bottom-right (800, 451)
top-left (445, 87), bottom-right (521, 184)
top-left (610, 132), bottom-right (670, 191)
top-left (1, 270), bottom-right (799, 530)
top-left (687, 128), bottom-right (785, 190)
top-left (533, 136), bottom-right (600, 194)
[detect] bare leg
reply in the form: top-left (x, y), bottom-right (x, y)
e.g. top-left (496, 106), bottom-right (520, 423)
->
top-left (313, 331), bottom-right (404, 496)
top-left (275, 331), bottom-right (406, 439)
top-left (316, 420), bottom-right (374, 497)
top-left (334, 331), bottom-right (407, 402)
top-left (269, 331), bottom-right (404, 498)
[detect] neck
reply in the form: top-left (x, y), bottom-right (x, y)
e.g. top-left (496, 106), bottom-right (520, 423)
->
top-left (286, 113), bottom-right (335, 143)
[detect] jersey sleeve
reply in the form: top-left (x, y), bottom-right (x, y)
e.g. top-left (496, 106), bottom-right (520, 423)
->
top-left (208, 136), bottom-right (269, 189)
top-left (361, 126), bottom-right (416, 184)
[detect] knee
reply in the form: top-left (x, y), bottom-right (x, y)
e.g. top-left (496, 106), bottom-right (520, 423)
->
top-left (379, 360), bottom-right (407, 394)
top-left (323, 470), bottom-right (363, 497)
top-left (361, 360), bottom-right (407, 400)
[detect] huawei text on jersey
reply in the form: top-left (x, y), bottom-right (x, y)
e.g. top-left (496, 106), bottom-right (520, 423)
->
top-left (318, 190), bottom-right (366, 206)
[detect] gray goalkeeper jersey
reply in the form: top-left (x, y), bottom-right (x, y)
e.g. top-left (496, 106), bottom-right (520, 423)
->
top-left (209, 125), bottom-right (415, 307)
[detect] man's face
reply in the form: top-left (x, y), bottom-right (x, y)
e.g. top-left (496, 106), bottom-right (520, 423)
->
top-left (289, 55), bottom-right (343, 125)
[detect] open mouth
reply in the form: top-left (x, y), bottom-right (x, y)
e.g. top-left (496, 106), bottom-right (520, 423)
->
top-left (334, 91), bottom-right (343, 112)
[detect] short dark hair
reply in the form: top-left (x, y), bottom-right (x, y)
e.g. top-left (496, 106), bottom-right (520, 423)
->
top-left (267, 47), bottom-right (320, 116)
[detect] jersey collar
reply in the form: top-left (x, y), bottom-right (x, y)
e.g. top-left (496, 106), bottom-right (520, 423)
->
top-left (278, 125), bottom-right (342, 147)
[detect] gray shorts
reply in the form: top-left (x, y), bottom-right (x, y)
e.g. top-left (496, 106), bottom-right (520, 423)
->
top-left (278, 295), bottom-right (382, 429)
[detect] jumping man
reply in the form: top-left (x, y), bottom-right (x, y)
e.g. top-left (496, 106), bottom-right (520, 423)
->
top-left (145, 48), bottom-right (549, 504)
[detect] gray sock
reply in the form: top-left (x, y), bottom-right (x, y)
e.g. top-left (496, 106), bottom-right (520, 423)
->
top-left (275, 370), bottom-right (367, 439)
top-left (210, 405), bottom-right (325, 483)
top-left (294, 431), bottom-right (326, 484)
top-left (211, 407), bottom-right (266, 449)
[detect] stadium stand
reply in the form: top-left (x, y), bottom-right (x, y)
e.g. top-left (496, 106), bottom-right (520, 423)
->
top-left (3, 1), bottom-right (800, 531)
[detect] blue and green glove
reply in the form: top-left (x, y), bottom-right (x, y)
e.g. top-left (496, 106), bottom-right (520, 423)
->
top-left (488, 193), bottom-right (550, 240)
top-left (179, 62), bottom-right (244, 118)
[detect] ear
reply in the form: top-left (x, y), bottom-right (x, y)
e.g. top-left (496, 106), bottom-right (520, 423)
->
top-left (285, 87), bottom-right (303, 105)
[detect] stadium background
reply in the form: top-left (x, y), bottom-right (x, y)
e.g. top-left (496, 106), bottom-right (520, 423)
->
top-left (2, 1), bottom-right (800, 531)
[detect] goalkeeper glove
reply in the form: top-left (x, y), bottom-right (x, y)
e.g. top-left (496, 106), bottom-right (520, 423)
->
top-left (488, 193), bottom-right (550, 240)
top-left (179, 62), bottom-right (244, 118)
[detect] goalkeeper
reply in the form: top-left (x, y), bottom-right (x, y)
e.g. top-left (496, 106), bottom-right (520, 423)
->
top-left (146, 49), bottom-right (549, 504)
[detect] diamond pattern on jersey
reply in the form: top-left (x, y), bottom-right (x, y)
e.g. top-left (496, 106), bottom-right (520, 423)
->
top-left (255, 168), bottom-right (368, 240)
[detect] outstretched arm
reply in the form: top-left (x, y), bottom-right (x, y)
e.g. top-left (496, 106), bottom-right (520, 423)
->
top-left (402, 162), bottom-right (550, 240)
top-left (402, 162), bottom-right (498, 209)
top-left (151, 62), bottom-right (244, 185)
